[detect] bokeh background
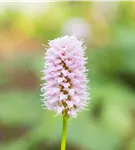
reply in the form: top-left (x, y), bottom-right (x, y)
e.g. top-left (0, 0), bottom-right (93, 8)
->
top-left (0, 1), bottom-right (135, 150)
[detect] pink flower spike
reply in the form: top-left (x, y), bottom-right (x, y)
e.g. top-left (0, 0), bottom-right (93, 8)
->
top-left (41, 35), bottom-right (90, 118)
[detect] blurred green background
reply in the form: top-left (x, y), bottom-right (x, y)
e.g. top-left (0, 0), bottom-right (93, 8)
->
top-left (0, 1), bottom-right (135, 150)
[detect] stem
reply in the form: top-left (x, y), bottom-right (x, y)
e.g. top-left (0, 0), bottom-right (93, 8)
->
top-left (61, 115), bottom-right (68, 150)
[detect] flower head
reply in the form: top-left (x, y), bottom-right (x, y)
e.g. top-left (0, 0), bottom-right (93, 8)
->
top-left (41, 35), bottom-right (90, 118)
top-left (62, 18), bottom-right (91, 40)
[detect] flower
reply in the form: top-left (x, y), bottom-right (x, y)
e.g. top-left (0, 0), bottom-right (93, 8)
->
top-left (41, 35), bottom-right (90, 118)
top-left (62, 18), bottom-right (91, 40)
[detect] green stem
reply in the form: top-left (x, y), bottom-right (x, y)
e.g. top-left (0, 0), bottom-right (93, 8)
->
top-left (61, 115), bottom-right (68, 150)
